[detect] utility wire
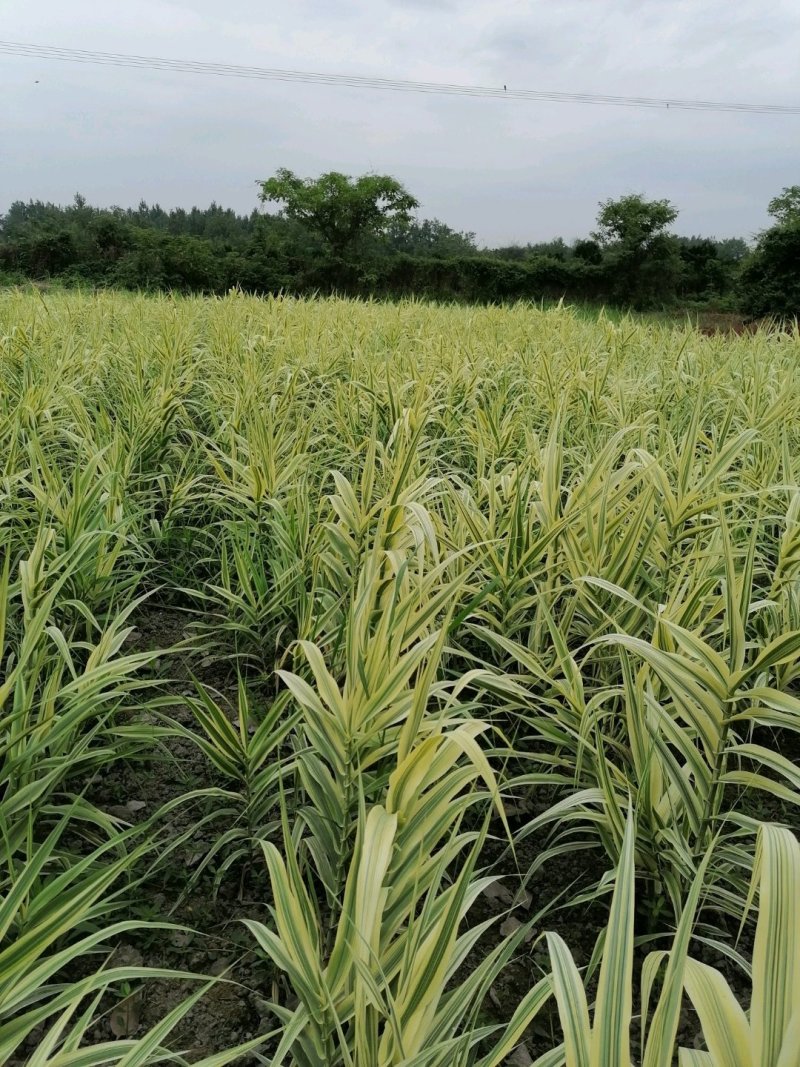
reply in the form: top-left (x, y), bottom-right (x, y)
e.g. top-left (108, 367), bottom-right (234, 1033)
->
top-left (3, 39), bottom-right (800, 116)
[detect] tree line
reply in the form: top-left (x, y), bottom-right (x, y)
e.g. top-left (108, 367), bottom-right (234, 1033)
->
top-left (1, 172), bottom-right (798, 315)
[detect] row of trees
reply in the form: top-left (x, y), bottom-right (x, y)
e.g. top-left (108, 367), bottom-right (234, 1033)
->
top-left (1, 173), bottom-right (798, 314)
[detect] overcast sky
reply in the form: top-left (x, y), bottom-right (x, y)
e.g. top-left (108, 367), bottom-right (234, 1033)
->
top-left (3, 0), bottom-right (799, 245)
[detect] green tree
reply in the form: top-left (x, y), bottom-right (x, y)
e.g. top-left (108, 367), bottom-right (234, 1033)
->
top-left (257, 169), bottom-right (419, 260)
top-left (767, 185), bottom-right (800, 226)
top-left (676, 237), bottom-right (728, 298)
top-left (739, 186), bottom-right (800, 318)
top-left (384, 217), bottom-right (477, 258)
top-left (740, 222), bottom-right (800, 318)
top-left (593, 193), bottom-right (680, 306)
top-left (594, 193), bottom-right (677, 248)
top-left (714, 236), bottom-right (750, 262)
top-left (573, 238), bottom-right (603, 264)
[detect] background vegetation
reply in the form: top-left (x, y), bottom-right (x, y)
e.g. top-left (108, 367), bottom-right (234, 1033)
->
top-left (2, 175), bottom-right (798, 315)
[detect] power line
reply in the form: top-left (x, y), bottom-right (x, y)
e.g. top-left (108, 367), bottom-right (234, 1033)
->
top-left (3, 39), bottom-right (800, 116)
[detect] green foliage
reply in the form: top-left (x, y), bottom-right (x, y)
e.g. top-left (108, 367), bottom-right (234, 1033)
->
top-left (383, 216), bottom-right (478, 257)
top-left (173, 679), bottom-right (299, 889)
top-left (491, 238), bottom-right (572, 262)
top-left (714, 236), bottom-right (750, 263)
top-left (573, 238), bottom-right (603, 264)
top-left (594, 194), bottom-right (678, 248)
top-left (767, 184), bottom-right (800, 226)
top-left (373, 252), bottom-right (605, 303)
top-left (739, 220), bottom-right (800, 318)
top-left (735, 185), bottom-right (800, 319)
top-left (0, 176), bottom-right (752, 309)
top-left (676, 237), bottom-right (732, 299)
top-left (594, 193), bottom-right (681, 306)
top-left (2, 287), bottom-right (800, 1064)
top-left (258, 168), bottom-right (419, 259)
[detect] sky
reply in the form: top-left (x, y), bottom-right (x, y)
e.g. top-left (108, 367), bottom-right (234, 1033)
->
top-left (2, 0), bottom-right (799, 246)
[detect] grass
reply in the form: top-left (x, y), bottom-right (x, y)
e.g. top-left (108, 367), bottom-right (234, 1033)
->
top-left (1, 286), bottom-right (800, 1064)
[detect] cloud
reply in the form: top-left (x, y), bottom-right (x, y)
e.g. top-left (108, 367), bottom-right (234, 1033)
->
top-left (2, 0), bottom-right (797, 242)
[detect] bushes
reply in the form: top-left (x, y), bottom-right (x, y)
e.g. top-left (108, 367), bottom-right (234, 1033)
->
top-left (0, 193), bottom-right (762, 310)
top-left (371, 253), bottom-right (608, 304)
top-left (2, 228), bottom-right (78, 277)
top-left (739, 221), bottom-right (800, 319)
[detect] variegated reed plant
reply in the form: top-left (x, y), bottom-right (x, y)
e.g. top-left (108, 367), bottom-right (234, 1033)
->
top-left (171, 678), bottom-right (299, 891)
top-left (243, 469), bottom-right (551, 1064)
top-left (2, 286), bottom-right (800, 1065)
top-left (0, 537), bottom-right (249, 1064)
top-left (1, 799), bottom-right (268, 1066)
top-left (247, 729), bottom-right (548, 1067)
top-left (459, 397), bottom-right (800, 922)
top-left (532, 817), bottom-right (800, 1067)
top-left (678, 823), bottom-right (800, 1066)
top-left (542, 810), bottom-right (709, 1067)
top-left (282, 546), bottom-right (474, 913)
top-left (500, 509), bottom-right (800, 923)
top-left (0, 530), bottom-right (165, 850)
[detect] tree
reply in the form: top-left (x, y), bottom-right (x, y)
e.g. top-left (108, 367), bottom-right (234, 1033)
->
top-left (489, 239), bottom-right (571, 261)
top-left (573, 238), bottom-right (603, 265)
top-left (676, 237), bottom-right (727, 298)
top-left (739, 223), bottom-right (800, 318)
top-left (594, 193), bottom-right (677, 251)
top-left (91, 216), bottom-right (133, 261)
top-left (384, 217), bottom-right (477, 258)
top-left (489, 244), bottom-right (528, 261)
top-left (593, 193), bottom-right (680, 306)
top-left (257, 169), bottom-right (419, 259)
top-left (528, 238), bottom-right (570, 260)
top-left (767, 185), bottom-right (800, 226)
top-left (739, 188), bottom-right (800, 317)
top-left (714, 237), bottom-right (750, 263)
